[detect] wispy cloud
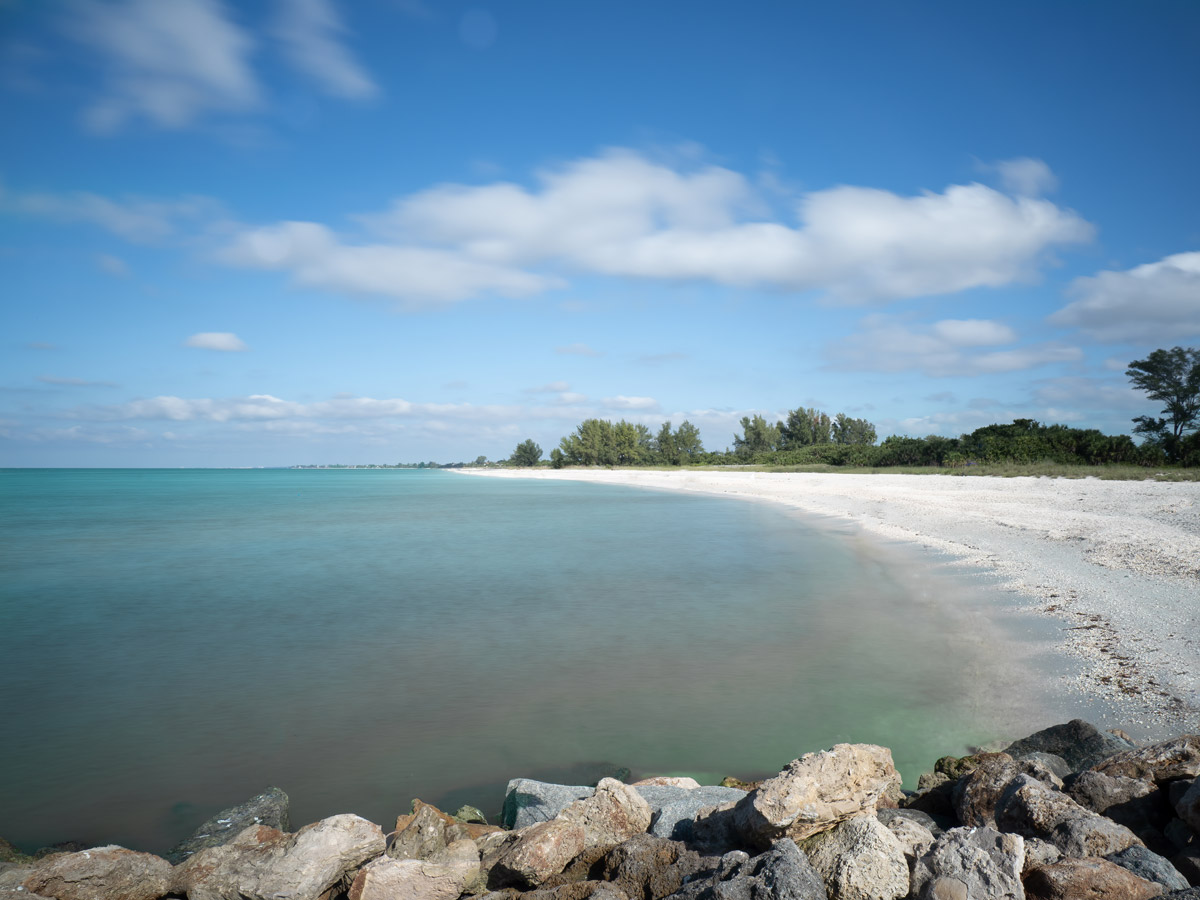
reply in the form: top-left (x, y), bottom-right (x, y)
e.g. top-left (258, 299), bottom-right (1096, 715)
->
top-left (827, 315), bottom-right (1082, 377)
top-left (602, 395), bottom-right (659, 411)
top-left (556, 342), bottom-right (602, 357)
top-left (1050, 250), bottom-right (1200, 343)
top-left (185, 331), bottom-right (249, 351)
top-left (65, 0), bottom-right (261, 132)
top-left (95, 252), bottom-right (130, 276)
top-left (524, 381), bottom-right (570, 393)
top-left (37, 375), bottom-right (119, 387)
top-left (5, 186), bottom-right (220, 242)
top-left (272, 0), bottom-right (377, 99)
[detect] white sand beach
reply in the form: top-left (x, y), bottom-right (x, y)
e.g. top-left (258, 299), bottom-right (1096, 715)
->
top-left (463, 468), bottom-right (1200, 734)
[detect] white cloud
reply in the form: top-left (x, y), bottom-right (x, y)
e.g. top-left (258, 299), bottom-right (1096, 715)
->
top-left (1032, 377), bottom-right (1145, 411)
top-left (66, 0), bottom-right (260, 132)
top-left (37, 375), bottom-right (119, 387)
top-left (218, 148), bottom-right (1092, 305)
top-left (602, 395), bottom-right (659, 411)
top-left (525, 381), bottom-right (570, 393)
top-left (992, 157), bottom-right (1058, 197)
top-left (827, 315), bottom-right (1083, 376)
top-left (219, 220), bottom-right (561, 304)
top-left (272, 0), bottom-right (377, 99)
top-left (1050, 251), bottom-right (1200, 342)
top-left (185, 331), bottom-right (249, 351)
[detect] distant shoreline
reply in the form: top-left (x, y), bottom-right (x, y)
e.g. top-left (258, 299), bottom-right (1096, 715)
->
top-left (459, 467), bottom-right (1200, 735)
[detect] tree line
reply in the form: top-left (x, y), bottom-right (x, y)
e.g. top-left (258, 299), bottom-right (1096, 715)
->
top-left (505, 346), bottom-right (1200, 468)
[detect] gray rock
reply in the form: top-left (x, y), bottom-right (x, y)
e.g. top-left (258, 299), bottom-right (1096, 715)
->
top-left (1106, 845), bottom-right (1190, 891)
top-left (600, 834), bottom-right (711, 900)
top-left (501, 780), bottom-right (746, 837)
top-left (882, 815), bottom-right (935, 870)
top-left (1177, 777), bottom-right (1200, 834)
top-left (19, 846), bottom-right (173, 900)
top-left (1174, 845), bottom-right (1200, 886)
top-left (1068, 769), bottom-right (1172, 854)
top-left (177, 813), bottom-right (385, 900)
top-left (910, 826), bottom-right (1024, 900)
top-left (1090, 734), bottom-right (1200, 783)
top-left (349, 840), bottom-right (481, 900)
top-left (1018, 752), bottom-right (1073, 781)
top-left (994, 774), bottom-right (1143, 858)
top-left (454, 805), bottom-right (489, 825)
top-left (387, 803), bottom-right (449, 860)
top-left (1162, 889), bottom-right (1200, 899)
top-left (166, 786), bottom-right (290, 864)
top-left (801, 815), bottom-right (909, 900)
top-left (876, 808), bottom-right (943, 838)
top-left (1003, 719), bottom-right (1136, 771)
top-left (1021, 838), bottom-right (1062, 875)
top-left (664, 838), bottom-right (827, 900)
top-left (1165, 817), bottom-right (1195, 851)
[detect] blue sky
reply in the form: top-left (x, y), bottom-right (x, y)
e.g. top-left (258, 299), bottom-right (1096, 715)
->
top-left (2, 0), bottom-right (1198, 466)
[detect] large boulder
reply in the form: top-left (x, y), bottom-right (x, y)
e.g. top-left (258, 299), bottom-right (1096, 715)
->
top-left (994, 774), bottom-right (1143, 858)
top-left (1177, 778), bottom-right (1200, 835)
top-left (20, 846), bottom-right (173, 900)
top-left (664, 838), bottom-right (828, 900)
top-left (599, 834), bottom-right (711, 900)
top-left (1091, 735), bottom-right (1200, 783)
top-left (732, 744), bottom-right (899, 849)
top-left (1069, 770), bottom-right (1173, 854)
top-left (800, 815), bottom-right (908, 900)
top-left (558, 778), bottom-right (653, 857)
top-left (909, 826), bottom-right (1024, 900)
top-left (1106, 845), bottom-right (1190, 892)
top-left (177, 814), bottom-right (385, 900)
top-left (880, 814), bottom-right (935, 870)
top-left (489, 819), bottom-right (586, 889)
top-left (640, 786), bottom-right (748, 842)
top-left (1023, 856), bottom-right (1164, 900)
top-left (349, 838), bottom-right (480, 900)
top-left (166, 786), bottom-right (290, 864)
top-left (1003, 720), bottom-right (1136, 771)
top-left (503, 781), bottom-right (595, 829)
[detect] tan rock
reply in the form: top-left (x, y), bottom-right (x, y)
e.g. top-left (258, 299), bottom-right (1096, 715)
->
top-left (1090, 734), bottom-right (1200, 783)
top-left (558, 778), bottom-right (652, 856)
top-left (178, 814), bottom-right (385, 900)
top-left (631, 776), bottom-right (702, 789)
top-left (1023, 856), bottom-right (1164, 900)
top-left (20, 845), bottom-right (173, 900)
top-left (995, 774), bottom-right (1143, 858)
top-left (732, 743), bottom-right (899, 847)
top-left (802, 814), bottom-right (909, 900)
top-left (489, 819), bottom-right (586, 889)
top-left (394, 799), bottom-right (502, 843)
top-left (349, 840), bottom-right (480, 900)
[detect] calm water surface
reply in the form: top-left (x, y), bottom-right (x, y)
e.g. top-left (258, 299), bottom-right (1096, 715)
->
top-left (0, 468), bottom-right (1073, 852)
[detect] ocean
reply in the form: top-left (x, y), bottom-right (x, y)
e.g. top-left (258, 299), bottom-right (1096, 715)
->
top-left (0, 467), bottom-right (1073, 853)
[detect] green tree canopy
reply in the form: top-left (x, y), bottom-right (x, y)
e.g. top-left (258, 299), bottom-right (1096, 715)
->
top-left (509, 438), bottom-right (543, 467)
top-left (733, 414), bottom-right (781, 457)
top-left (1127, 347), bottom-right (1200, 442)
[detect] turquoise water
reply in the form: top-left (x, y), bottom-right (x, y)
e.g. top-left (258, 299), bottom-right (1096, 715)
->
top-left (0, 468), bottom-right (1067, 853)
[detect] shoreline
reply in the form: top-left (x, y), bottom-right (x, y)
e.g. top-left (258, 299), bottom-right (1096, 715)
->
top-left (458, 467), bottom-right (1200, 735)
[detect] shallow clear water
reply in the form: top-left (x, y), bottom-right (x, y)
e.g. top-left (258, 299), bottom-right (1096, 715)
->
top-left (0, 468), bottom-right (1072, 853)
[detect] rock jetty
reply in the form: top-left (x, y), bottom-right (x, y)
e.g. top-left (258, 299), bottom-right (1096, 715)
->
top-left (2, 720), bottom-right (1199, 899)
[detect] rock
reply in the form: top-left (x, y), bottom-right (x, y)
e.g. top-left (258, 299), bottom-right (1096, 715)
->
top-left (1020, 752), bottom-right (1074, 781)
top-left (910, 826), bottom-right (1024, 900)
top-left (881, 814), bottom-right (935, 869)
top-left (732, 744), bottom-right (899, 849)
top-left (178, 813), bottom-right (385, 900)
top-left (1023, 856), bottom-right (1164, 899)
top-left (1165, 819), bottom-right (1195, 851)
top-left (1004, 719), bottom-right (1137, 771)
top-left (995, 774), bottom-right (1143, 858)
top-left (1177, 778), bottom-right (1200, 835)
top-left (1023, 838), bottom-right (1063, 875)
top-left (388, 803), bottom-right (449, 860)
top-left (599, 834), bottom-right (710, 900)
top-left (1091, 735), bottom-right (1200, 783)
top-left (905, 774), bottom-right (957, 821)
top-left (1, 864), bottom-right (51, 900)
top-left (1174, 845), bottom-right (1200, 886)
top-left (559, 778), bottom-right (653, 857)
top-left (33, 842), bottom-right (89, 859)
top-left (503, 781), bottom-right (596, 829)
top-left (349, 839), bottom-right (480, 900)
top-left (1161, 889), bottom-right (1200, 900)
top-left (664, 838), bottom-right (828, 900)
top-left (489, 819), bottom-right (586, 889)
top-left (165, 786), bottom-right (290, 864)
top-left (952, 753), bottom-right (1020, 827)
top-left (1107, 845), bottom-right (1190, 891)
top-left (455, 805), bottom-right (490, 825)
top-left (20, 846), bottom-right (173, 900)
top-left (876, 808), bottom-right (943, 838)
top-left (1068, 770), bottom-right (1173, 854)
top-left (0, 839), bottom-right (32, 865)
top-left (395, 799), bottom-right (502, 844)
top-left (632, 777), bottom-right (702, 789)
top-left (525, 883), bottom-right (632, 900)
top-left (801, 815), bottom-right (908, 900)
top-left (644, 786), bottom-right (749, 842)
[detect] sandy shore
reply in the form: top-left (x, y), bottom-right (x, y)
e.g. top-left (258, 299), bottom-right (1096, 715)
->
top-left (461, 468), bottom-right (1200, 734)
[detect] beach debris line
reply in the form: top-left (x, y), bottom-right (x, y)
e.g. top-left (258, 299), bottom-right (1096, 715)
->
top-left (2, 720), bottom-right (1199, 899)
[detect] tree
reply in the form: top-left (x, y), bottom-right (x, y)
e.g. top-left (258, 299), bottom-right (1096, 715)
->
top-left (733, 415), bottom-right (780, 458)
top-left (674, 420), bottom-right (704, 462)
top-left (831, 413), bottom-right (877, 446)
top-left (1127, 347), bottom-right (1200, 446)
top-left (780, 407), bottom-right (832, 448)
top-left (510, 439), bottom-right (543, 467)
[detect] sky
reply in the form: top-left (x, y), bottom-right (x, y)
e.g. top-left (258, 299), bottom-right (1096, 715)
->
top-left (1, 0), bottom-right (1198, 466)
